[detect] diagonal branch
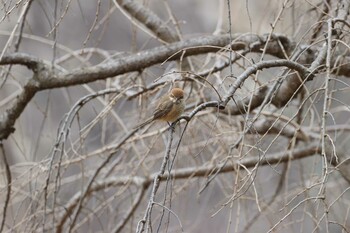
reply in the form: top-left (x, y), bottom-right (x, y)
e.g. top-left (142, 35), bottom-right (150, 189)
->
top-left (114, 0), bottom-right (180, 43)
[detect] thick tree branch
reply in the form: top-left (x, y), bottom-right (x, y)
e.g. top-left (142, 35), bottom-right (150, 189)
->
top-left (0, 78), bottom-right (40, 139)
top-left (0, 143), bottom-right (11, 233)
top-left (0, 33), bottom-right (349, 140)
top-left (0, 33), bottom-right (294, 140)
top-left (44, 33), bottom-right (294, 88)
top-left (115, 0), bottom-right (180, 43)
top-left (0, 52), bottom-right (42, 70)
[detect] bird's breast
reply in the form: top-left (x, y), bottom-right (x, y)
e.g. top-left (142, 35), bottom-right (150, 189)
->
top-left (161, 101), bottom-right (184, 122)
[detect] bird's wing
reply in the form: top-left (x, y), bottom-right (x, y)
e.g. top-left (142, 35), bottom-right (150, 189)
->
top-left (153, 98), bottom-right (173, 120)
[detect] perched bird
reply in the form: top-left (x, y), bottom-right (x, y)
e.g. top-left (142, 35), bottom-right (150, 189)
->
top-left (135, 88), bottom-right (185, 129)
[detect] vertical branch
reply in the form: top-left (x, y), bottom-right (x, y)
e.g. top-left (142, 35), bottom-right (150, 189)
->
top-left (226, 0), bottom-right (233, 77)
top-left (318, 19), bottom-right (334, 197)
top-left (158, 121), bottom-right (189, 232)
top-left (136, 126), bottom-right (175, 233)
top-left (52, 0), bottom-right (58, 67)
top-left (0, 142), bottom-right (12, 233)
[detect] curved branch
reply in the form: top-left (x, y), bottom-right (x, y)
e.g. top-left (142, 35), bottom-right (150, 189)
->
top-left (0, 79), bottom-right (40, 139)
top-left (0, 52), bottom-right (41, 71)
top-left (33, 33), bottom-right (295, 88)
top-left (222, 59), bottom-right (313, 105)
top-left (180, 59), bottom-right (312, 123)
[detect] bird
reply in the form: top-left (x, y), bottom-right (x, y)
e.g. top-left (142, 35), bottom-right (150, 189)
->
top-left (134, 88), bottom-right (185, 129)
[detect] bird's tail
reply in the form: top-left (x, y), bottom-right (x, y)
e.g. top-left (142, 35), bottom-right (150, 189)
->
top-left (134, 117), bottom-right (154, 130)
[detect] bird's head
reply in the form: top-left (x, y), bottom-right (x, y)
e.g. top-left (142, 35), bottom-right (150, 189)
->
top-left (169, 88), bottom-right (184, 103)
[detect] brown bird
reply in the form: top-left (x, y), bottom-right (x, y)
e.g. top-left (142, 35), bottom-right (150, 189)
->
top-left (135, 88), bottom-right (185, 129)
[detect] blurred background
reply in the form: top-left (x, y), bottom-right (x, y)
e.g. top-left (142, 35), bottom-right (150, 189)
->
top-left (0, 0), bottom-right (350, 232)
